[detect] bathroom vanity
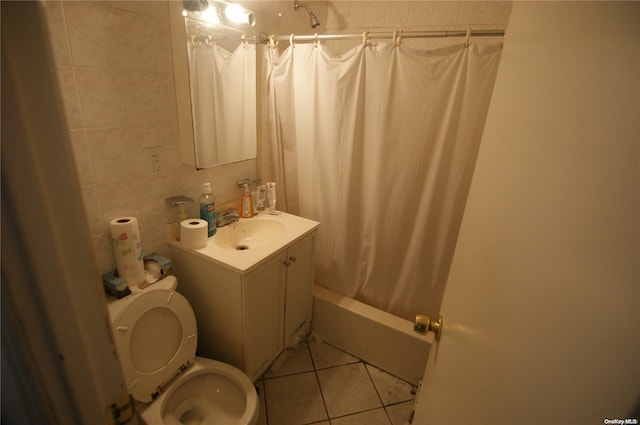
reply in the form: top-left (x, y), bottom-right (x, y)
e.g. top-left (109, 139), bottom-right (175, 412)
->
top-left (169, 212), bottom-right (319, 381)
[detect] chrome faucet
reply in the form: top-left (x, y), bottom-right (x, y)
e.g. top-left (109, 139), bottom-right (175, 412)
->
top-left (236, 177), bottom-right (262, 188)
top-left (217, 208), bottom-right (240, 227)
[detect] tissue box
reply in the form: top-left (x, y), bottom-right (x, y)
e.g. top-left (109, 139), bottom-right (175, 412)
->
top-left (102, 270), bottom-right (131, 299)
top-left (143, 253), bottom-right (172, 277)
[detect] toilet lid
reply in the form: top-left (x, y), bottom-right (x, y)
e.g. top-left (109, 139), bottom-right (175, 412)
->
top-left (111, 289), bottom-right (197, 402)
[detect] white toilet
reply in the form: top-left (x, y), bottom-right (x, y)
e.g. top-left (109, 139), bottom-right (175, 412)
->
top-left (107, 275), bottom-right (259, 425)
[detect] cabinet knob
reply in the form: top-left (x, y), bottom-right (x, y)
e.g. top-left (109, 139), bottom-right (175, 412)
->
top-left (289, 256), bottom-right (297, 263)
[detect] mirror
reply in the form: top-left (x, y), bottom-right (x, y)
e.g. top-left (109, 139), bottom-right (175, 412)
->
top-left (169, 2), bottom-right (257, 169)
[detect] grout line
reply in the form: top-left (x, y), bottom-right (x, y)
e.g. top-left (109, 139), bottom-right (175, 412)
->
top-left (313, 361), bottom-right (362, 373)
top-left (318, 340), bottom-right (365, 365)
top-left (328, 405), bottom-right (390, 421)
top-left (308, 338), bottom-right (337, 424)
top-left (308, 340), bottom-right (332, 424)
top-left (363, 362), bottom-right (385, 406)
top-left (313, 371), bottom-right (331, 422)
top-left (262, 368), bottom-right (317, 380)
top-left (313, 360), bottom-right (361, 372)
top-left (307, 340), bottom-right (319, 371)
top-left (261, 341), bottom-right (414, 425)
top-left (363, 362), bottom-right (397, 425)
top-left (314, 370), bottom-right (331, 423)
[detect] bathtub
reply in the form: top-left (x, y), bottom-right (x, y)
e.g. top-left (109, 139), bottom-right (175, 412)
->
top-left (311, 285), bottom-right (431, 385)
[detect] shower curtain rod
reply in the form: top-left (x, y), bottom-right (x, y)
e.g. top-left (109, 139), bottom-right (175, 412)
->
top-left (260, 29), bottom-right (504, 44)
top-left (189, 34), bottom-right (256, 43)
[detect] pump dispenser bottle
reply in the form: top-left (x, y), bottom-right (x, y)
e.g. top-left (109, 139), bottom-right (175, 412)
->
top-left (199, 182), bottom-right (217, 236)
top-left (240, 184), bottom-right (254, 218)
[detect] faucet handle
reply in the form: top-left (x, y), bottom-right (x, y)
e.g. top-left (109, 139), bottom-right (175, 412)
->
top-left (166, 195), bottom-right (194, 207)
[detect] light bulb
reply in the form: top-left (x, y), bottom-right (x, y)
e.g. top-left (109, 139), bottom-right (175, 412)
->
top-left (224, 3), bottom-right (255, 26)
top-left (202, 5), bottom-right (220, 24)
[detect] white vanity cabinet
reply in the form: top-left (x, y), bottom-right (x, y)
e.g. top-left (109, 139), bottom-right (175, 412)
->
top-left (168, 213), bottom-right (318, 381)
top-left (281, 234), bottom-right (315, 345)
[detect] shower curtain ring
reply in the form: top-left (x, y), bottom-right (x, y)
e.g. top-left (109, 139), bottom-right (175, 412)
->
top-left (465, 28), bottom-right (472, 48)
top-left (290, 33), bottom-right (295, 47)
top-left (314, 33), bottom-right (319, 48)
top-left (268, 34), bottom-right (278, 49)
top-left (362, 31), bottom-right (370, 47)
top-left (393, 30), bottom-right (403, 47)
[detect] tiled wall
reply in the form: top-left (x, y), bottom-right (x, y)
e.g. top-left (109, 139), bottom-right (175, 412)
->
top-left (245, 1), bottom-right (511, 52)
top-left (43, 1), bottom-right (255, 274)
top-left (322, 1), bottom-right (511, 52)
top-left (42, 1), bottom-right (510, 276)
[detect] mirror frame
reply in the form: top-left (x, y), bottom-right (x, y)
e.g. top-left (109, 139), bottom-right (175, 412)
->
top-left (169, 1), bottom-right (198, 167)
top-left (168, 2), bottom-right (258, 169)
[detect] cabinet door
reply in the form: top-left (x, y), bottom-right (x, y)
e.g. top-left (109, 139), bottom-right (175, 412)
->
top-left (284, 234), bottom-right (315, 343)
top-left (243, 252), bottom-right (286, 379)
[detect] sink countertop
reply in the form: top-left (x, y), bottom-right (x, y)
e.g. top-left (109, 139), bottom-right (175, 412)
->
top-left (169, 211), bottom-right (319, 274)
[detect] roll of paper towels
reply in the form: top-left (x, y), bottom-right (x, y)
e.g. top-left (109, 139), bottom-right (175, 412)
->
top-left (109, 217), bottom-right (145, 285)
top-left (180, 219), bottom-right (208, 249)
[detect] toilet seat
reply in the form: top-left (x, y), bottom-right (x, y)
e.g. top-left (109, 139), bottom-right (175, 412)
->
top-left (111, 289), bottom-right (197, 402)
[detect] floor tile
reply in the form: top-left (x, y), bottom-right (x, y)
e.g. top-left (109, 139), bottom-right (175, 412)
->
top-left (264, 372), bottom-right (327, 425)
top-left (308, 341), bottom-right (359, 370)
top-left (385, 401), bottom-right (414, 425)
top-left (265, 342), bottom-right (314, 378)
top-left (365, 364), bottom-right (415, 406)
top-left (330, 408), bottom-right (392, 425)
top-left (316, 363), bottom-right (381, 418)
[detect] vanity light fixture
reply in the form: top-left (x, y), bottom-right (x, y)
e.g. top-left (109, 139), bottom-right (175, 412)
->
top-left (182, 0), bottom-right (255, 27)
top-left (224, 3), bottom-right (256, 27)
top-left (202, 5), bottom-right (221, 24)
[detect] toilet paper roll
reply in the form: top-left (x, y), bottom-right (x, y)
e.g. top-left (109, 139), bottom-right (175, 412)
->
top-left (180, 219), bottom-right (208, 249)
top-left (109, 217), bottom-right (146, 285)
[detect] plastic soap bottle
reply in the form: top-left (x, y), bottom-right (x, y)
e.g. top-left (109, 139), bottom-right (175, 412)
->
top-left (199, 182), bottom-right (217, 236)
top-left (240, 184), bottom-right (254, 218)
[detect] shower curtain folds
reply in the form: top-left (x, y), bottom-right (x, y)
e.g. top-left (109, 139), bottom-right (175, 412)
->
top-left (265, 42), bottom-right (502, 321)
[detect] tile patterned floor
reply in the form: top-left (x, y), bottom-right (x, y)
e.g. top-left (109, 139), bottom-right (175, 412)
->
top-left (254, 341), bottom-right (416, 425)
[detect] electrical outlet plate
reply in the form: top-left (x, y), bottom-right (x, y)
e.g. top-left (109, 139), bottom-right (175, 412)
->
top-left (144, 146), bottom-right (167, 177)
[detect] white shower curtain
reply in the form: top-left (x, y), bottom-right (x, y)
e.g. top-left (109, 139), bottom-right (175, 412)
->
top-left (265, 41), bottom-right (502, 320)
top-left (188, 42), bottom-right (256, 168)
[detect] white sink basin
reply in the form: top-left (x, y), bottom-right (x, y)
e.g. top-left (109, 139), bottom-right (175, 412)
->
top-left (213, 217), bottom-right (287, 251)
top-left (170, 212), bottom-right (319, 273)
